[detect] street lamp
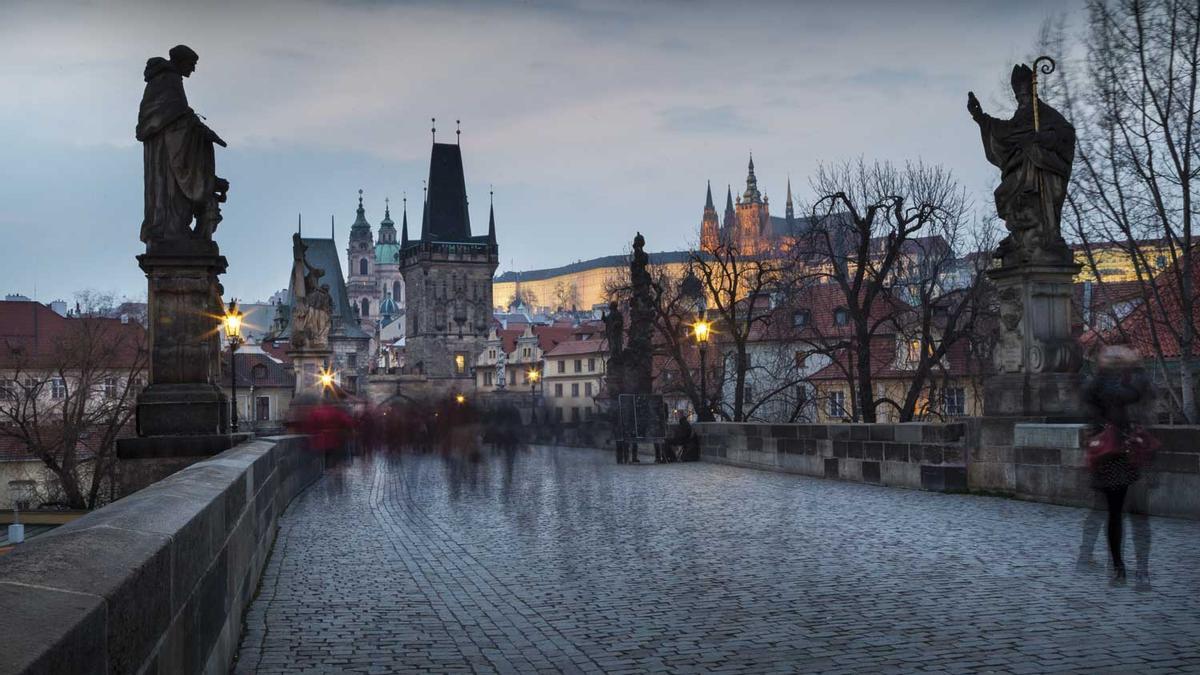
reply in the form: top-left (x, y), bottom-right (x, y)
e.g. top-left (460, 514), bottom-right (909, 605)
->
top-left (318, 367), bottom-right (336, 390)
top-left (455, 393), bottom-right (466, 405)
top-left (223, 299), bottom-right (245, 433)
top-left (692, 312), bottom-right (712, 422)
top-left (527, 368), bottom-right (541, 425)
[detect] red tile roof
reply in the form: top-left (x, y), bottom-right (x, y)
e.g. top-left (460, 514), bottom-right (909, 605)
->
top-left (545, 338), bottom-right (608, 357)
top-left (0, 302), bottom-right (145, 369)
top-left (1085, 247), bottom-right (1200, 359)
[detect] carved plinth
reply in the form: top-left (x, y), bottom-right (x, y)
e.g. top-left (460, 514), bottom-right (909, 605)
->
top-left (290, 348), bottom-right (332, 396)
top-left (985, 262), bottom-right (1083, 418)
top-left (134, 240), bottom-right (230, 436)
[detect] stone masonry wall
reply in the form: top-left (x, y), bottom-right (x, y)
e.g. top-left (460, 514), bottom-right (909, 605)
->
top-left (0, 435), bottom-right (323, 675)
top-left (696, 422), bottom-right (970, 492)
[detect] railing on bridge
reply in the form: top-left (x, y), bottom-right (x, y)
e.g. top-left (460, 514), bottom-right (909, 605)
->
top-left (0, 435), bottom-right (325, 675)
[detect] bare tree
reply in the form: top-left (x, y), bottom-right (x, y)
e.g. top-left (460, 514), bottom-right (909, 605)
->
top-left (691, 241), bottom-right (783, 422)
top-left (0, 314), bottom-right (146, 509)
top-left (799, 159), bottom-right (970, 422)
top-left (1041, 1), bottom-right (1199, 421)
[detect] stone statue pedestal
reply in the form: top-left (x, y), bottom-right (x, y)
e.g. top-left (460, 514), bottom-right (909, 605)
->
top-left (983, 262), bottom-right (1083, 418)
top-left (135, 240), bottom-right (230, 436)
top-left (117, 240), bottom-right (242, 467)
top-left (290, 347), bottom-right (333, 396)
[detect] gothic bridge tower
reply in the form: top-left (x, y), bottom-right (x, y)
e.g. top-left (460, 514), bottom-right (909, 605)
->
top-left (399, 136), bottom-right (499, 388)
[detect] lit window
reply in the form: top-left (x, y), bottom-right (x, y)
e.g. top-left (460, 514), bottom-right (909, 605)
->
top-left (906, 339), bottom-right (923, 364)
top-left (454, 354), bottom-right (466, 374)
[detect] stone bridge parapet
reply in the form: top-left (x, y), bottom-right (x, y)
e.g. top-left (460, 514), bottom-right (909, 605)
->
top-left (696, 421), bottom-right (970, 492)
top-left (0, 435), bottom-right (323, 675)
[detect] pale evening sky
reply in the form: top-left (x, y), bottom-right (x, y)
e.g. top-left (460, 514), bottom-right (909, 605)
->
top-left (0, 0), bottom-right (1078, 304)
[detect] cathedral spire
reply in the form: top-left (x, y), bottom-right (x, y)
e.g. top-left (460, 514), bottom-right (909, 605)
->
top-left (705, 180), bottom-right (715, 210)
top-left (723, 184), bottom-right (736, 228)
top-left (743, 152), bottom-right (761, 203)
top-left (785, 174), bottom-right (795, 226)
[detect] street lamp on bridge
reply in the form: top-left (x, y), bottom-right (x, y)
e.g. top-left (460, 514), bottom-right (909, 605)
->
top-left (222, 299), bottom-right (245, 433)
top-left (692, 311), bottom-right (712, 422)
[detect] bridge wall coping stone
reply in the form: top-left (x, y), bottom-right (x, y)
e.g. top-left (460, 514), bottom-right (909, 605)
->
top-left (0, 435), bottom-right (323, 675)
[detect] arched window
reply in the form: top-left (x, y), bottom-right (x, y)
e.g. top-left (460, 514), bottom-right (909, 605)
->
top-left (361, 298), bottom-right (370, 317)
top-left (392, 281), bottom-right (402, 301)
top-left (359, 258), bottom-right (368, 276)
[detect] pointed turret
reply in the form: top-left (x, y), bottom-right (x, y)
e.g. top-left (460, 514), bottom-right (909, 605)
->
top-left (700, 180), bottom-right (720, 251)
top-left (347, 188), bottom-right (374, 280)
top-left (488, 190), bottom-right (497, 245)
top-left (350, 188), bottom-right (371, 234)
top-left (400, 195), bottom-right (409, 246)
top-left (723, 185), bottom-right (736, 229)
top-left (785, 174), bottom-right (796, 232)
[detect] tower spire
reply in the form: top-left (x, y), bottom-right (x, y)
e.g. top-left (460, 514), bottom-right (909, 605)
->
top-left (785, 174), bottom-right (795, 225)
top-left (705, 180), bottom-right (714, 210)
top-left (331, 214), bottom-right (335, 240)
top-left (488, 186), bottom-right (496, 245)
top-left (743, 152), bottom-right (761, 203)
top-left (401, 193), bottom-right (409, 246)
top-left (723, 184), bottom-right (736, 228)
top-left (297, 212), bottom-right (302, 235)
top-left (456, 119), bottom-right (461, 145)
top-left (431, 117), bottom-right (436, 144)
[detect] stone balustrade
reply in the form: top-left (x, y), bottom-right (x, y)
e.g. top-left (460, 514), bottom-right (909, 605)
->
top-left (696, 422), bottom-right (971, 492)
top-left (695, 420), bottom-right (1200, 519)
top-left (0, 435), bottom-right (323, 674)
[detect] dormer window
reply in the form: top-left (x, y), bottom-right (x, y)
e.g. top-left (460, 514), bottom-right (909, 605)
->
top-left (792, 310), bottom-right (810, 328)
top-left (834, 307), bottom-right (848, 326)
top-left (252, 364), bottom-right (268, 380)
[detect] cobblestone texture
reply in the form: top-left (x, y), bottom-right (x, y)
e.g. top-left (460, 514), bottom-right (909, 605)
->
top-left (234, 446), bottom-right (1200, 674)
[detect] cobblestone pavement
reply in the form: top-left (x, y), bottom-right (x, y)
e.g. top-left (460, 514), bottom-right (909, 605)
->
top-left (234, 446), bottom-right (1200, 674)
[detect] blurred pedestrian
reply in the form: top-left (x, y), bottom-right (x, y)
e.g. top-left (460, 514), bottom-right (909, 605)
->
top-left (1082, 344), bottom-right (1157, 585)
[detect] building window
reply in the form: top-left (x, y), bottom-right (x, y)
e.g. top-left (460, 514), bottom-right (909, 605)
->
top-left (554, 383), bottom-right (563, 397)
top-left (361, 298), bottom-right (370, 318)
top-left (252, 364), bottom-right (268, 380)
top-left (585, 382), bottom-right (593, 397)
top-left (834, 308), bottom-right (849, 326)
top-left (828, 391), bottom-right (846, 418)
top-left (393, 280), bottom-right (402, 300)
top-left (488, 349), bottom-right (496, 360)
top-left (574, 359), bottom-right (582, 373)
top-left (51, 377), bottom-right (66, 400)
top-left (792, 310), bottom-right (810, 328)
top-left (588, 358), bottom-right (595, 372)
top-left (522, 347), bottom-right (531, 358)
top-left (795, 352), bottom-right (807, 369)
top-left (103, 376), bottom-right (118, 398)
top-left (359, 258), bottom-right (368, 276)
top-left (347, 353), bottom-right (358, 369)
top-left (571, 383), bottom-right (580, 397)
top-left (556, 407), bottom-right (564, 421)
top-left (484, 371), bottom-right (493, 386)
top-left (0, 378), bottom-right (15, 399)
top-left (256, 396), bottom-right (271, 421)
top-left (942, 387), bottom-right (966, 416)
top-left (571, 407), bottom-right (580, 422)
top-left (557, 360), bottom-right (565, 374)
top-left (744, 384), bottom-right (754, 404)
top-left (905, 338), bottom-right (923, 365)
top-left (509, 371), bottom-right (516, 386)
top-left (454, 353), bottom-right (466, 374)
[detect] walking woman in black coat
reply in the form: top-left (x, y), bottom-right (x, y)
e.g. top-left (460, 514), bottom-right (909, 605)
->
top-left (1082, 345), bottom-right (1153, 585)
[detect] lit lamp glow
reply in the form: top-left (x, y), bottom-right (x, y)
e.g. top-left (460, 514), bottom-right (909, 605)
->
top-left (693, 315), bottom-right (712, 422)
top-left (318, 368), bottom-right (335, 389)
top-left (527, 368), bottom-right (541, 425)
top-left (223, 300), bottom-right (245, 433)
top-left (455, 393), bottom-right (466, 405)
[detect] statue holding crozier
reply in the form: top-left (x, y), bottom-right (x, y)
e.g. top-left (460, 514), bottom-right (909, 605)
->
top-left (967, 58), bottom-right (1075, 267)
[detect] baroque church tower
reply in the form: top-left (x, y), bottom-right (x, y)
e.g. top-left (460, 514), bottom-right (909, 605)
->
top-left (399, 138), bottom-right (499, 384)
top-left (346, 190), bottom-right (375, 334)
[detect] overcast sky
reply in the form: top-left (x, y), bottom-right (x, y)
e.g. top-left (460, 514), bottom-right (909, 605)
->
top-left (0, 0), bottom-right (1078, 304)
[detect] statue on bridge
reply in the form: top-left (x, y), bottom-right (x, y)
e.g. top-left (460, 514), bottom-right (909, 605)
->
top-left (289, 234), bottom-right (332, 350)
top-left (137, 45), bottom-right (230, 246)
top-left (967, 61), bottom-right (1075, 267)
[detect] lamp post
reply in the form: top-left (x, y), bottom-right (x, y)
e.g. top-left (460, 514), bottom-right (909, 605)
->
top-left (527, 368), bottom-right (541, 426)
top-left (223, 299), bottom-right (245, 433)
top-left (693, 312), bottom-right (712, 422)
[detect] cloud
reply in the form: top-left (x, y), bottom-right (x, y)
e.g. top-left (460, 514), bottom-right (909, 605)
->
top-left (659, 105), bottom-right (755, 134)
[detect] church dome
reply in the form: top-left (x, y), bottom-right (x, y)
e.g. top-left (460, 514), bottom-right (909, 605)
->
top-left (379, 291), bottom-right (398, 319)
